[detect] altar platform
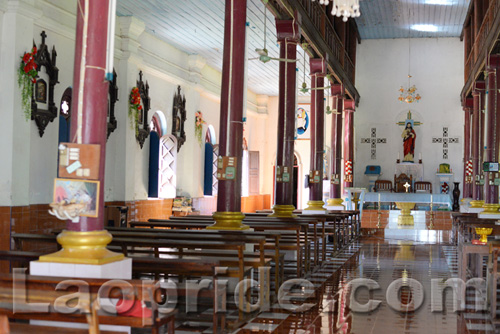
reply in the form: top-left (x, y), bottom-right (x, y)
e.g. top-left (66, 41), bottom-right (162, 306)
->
top-left (364, 192), bottom-right (452, 209)
top-left (361, 209), bottom-right (453, 230)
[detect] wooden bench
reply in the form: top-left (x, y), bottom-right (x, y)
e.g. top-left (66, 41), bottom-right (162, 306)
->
top-left (12, 233), bottom-right (254, 284)
top-left (104, 227), bottom-right (283, 294)
top-left (0, 273), bottom-right (176, 334)
top-left (8, 322), bottom-right (127, 334)
top-left (0, 249), bottom-right (229, 332)
top-left (142, 219), bottom-right (309, 278)
top-left (162, 216), bottom-right (314, 276)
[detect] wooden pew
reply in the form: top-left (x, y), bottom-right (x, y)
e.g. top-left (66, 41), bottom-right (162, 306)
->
top-left (0, 251), bottom-right (226, 333)
top-left (12, 233), bottom-right (253, 285)
top-left (0, 274), bottom-right (176, 334)
top-left (163, 216), bottom-right (314, 274)
top-left (104, 227), bottom-right (283, 294)
top-left (9, 322), bottom-right (127, 334)
top-left (143, 219), bottom-right (309, 278)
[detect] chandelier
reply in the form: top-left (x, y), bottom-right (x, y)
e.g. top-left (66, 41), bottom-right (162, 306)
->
top-left (399, 76), bottom-right (421, 103)
top-left (314, 0), bottom-right (361, 22)
top-left (398, 12), bottom-right (421, 104)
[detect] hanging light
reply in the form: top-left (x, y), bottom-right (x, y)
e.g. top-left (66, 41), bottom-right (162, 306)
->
top-left (398, 9), bottom-right (421, 104)
top-left (313, 0), bottom-right (361, 22)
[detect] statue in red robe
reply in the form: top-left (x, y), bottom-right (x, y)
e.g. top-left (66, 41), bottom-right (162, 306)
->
top-left (402, 123), bottom-right (416, 162)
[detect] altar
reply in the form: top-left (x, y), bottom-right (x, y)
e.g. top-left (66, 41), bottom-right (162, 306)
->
top-left (364, 192), bottom-right (452, 209)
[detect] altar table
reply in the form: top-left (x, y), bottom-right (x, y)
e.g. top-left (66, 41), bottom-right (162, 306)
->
top-left (364, 193), bottom-right (452, 209)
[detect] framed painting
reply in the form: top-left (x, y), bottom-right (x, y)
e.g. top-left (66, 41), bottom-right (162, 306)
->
top-left (35, 79), bottom-right (47, 103)
top-left (295, 103), bottom-right (310, 140)
top-left (53, 178), bottom-right (100, 217)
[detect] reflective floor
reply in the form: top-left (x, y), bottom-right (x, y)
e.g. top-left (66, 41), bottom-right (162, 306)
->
top-left (172, 212), bottom-right (497, 334)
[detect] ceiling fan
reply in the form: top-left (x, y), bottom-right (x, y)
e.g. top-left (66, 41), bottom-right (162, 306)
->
top-left (325, 92), bottom-right (340, 115)
top-left (299, 48), bottom-right (333, 94)
top-left (249, 6), bottom-right (296, 64)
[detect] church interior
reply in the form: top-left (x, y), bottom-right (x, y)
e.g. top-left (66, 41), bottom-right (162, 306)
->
top-left (1, 0), bottom-right (500, 333)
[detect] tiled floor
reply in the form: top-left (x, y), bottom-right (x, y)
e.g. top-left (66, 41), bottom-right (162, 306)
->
top-left (155, 213), bottom-right (498, 334)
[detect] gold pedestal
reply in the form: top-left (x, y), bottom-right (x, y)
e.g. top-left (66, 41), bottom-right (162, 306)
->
top-left (470, 200), bottom-right (485, 208)
top-left (481, 203), bottom-right (500, 214)
top-left (326, 198), bottom-right (344, 208)
top-left (207, 212), bottom-right (249, 230)
top-left (396, 202), bottom-right (415, 225)
top-left (475, 227), bottom-right (493, 243)
top-left (268, 205), bottom-right (297, 218)
top-left (39, 230), bottom-right (124, 265)
top-left (304, 200), bottom-right (326, 211)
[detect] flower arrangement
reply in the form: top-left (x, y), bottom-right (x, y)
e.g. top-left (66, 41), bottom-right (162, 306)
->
top-left (17, 47), bottom-right (38, 120)
top-left (128, 87), bottom-right (142, 135)
top-left (195, 111), bottom-right (206, 145)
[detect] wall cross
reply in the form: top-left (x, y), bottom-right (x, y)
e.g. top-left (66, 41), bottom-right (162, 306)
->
top-left (361, 128), bottom-right (386, 159)
top-left (432, 127), bottom-right (459, 159)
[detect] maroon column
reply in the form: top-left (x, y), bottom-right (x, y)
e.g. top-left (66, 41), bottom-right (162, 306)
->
top-left (329, 84), bottom-right (344, 200)
top-left (484, 56), bottom-right (500, 206)
top-left (211, 0), bottom-right (247, 228)
top-left (472, 81), bottom-right (485, 201)
top-left (69, 0), bottom-right (110, 232)
top-left (307, 59), bottom-right (326, 207)
top-left (463, 98), bottom-right (473, 198)
top-left (343, 100), bottom-right (355, 190)
top-left (272, 20), bottom-right (300, 214)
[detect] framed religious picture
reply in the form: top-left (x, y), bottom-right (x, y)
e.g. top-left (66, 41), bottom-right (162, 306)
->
top-left (295, 103), bottom-right (310, 140)
top-left (172, 85), bottom-right (186, 152)
top-left (53, 178), bottom-right (100, 217)
top-left (30, 31), bottom-right (59, 137)
top-left (35, 79), bottom-right (47, 103)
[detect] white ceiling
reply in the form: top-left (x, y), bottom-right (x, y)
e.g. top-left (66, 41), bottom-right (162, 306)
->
top-left (116, 0), bottom-right (471, 97)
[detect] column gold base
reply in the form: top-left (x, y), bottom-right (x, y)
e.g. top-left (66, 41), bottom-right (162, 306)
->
top-left (268, 205), bottom-right (297, 218)
top-left (470, 200), bottom-right (485, 208)
top-left (207, 212), bottom-right (249, 230)
top-left (39, 230), bottom-right (124, 265)
top-left (481, 203), bottom-right (500, 214)
top-left (326, 198), bottom-right (344, 207)
top-left (304, 200), bottom-right (326, 211)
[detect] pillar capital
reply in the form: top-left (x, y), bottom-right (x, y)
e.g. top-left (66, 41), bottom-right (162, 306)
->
top-left (344, 99), bottom-right (355, 113)
top-left (310, 58), bottom-right (327, 76)
top-left (473, 81), bottom-right (486, 94)
top-left (463, 97), bottom-right (473, 112)
top-left (276, 19), bottom-right (300, 42)
top-left (487, 55), bottom-right (500, 69)
top-left (331, 84), bottom-right (344, 98)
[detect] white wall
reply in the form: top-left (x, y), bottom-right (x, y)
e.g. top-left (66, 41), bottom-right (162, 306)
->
top-left (354, 38), bottom-right (464, 193)
top-left (0, 1), bottom-right (272, 206)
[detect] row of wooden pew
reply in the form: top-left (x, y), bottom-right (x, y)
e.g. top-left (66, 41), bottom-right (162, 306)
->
top-left (0, 210), bottom-right (361, 333)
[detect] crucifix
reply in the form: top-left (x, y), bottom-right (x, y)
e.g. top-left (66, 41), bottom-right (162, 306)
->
top-left (396, 111), bottom-right (423, 127)
top-left (403, 182), bottom-right (411, 193)
top-left (432, 127), bottom-right (459, 159)
top-left (361, 128), bottom-right (387, 159)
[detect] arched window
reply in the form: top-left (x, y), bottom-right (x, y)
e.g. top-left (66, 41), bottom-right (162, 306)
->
top-left (149, 111), bottom-right (167, 137)
top-left (149, 111), bottom-right (176, 199)
top-left (58, 87), bottom-right (72, 144)
top-left (204, 125), bottom-right (218, 196)
top-left (205, 125), bottom-right (217, 145)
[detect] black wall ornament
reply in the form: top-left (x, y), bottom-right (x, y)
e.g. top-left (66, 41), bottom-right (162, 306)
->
top-left (32, 31), bottom-right (59, 137)
top-left (136, 71), bottom-right (150, 148)
top-left (107, 69), bottom-right (118, 139)
top-left (172, 85), bottom-right (186, 152)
